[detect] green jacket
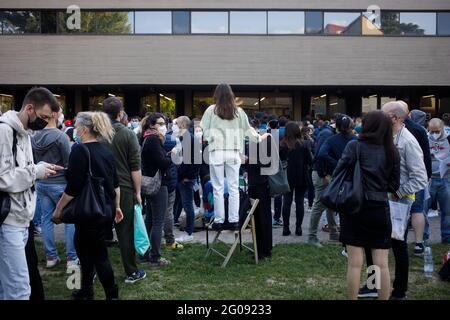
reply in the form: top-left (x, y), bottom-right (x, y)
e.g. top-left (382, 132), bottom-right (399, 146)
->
top-left (111, 121), bottom-right (141, 191)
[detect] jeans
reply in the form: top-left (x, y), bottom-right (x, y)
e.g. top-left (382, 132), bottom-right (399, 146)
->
top-left (178, 180), bottom-right (195, 235)
top-left (164, 190), bottom-right (176, 244)
top-left (145, 186), bottom-right (168, 262)
top-left (308, 171), bottom-right (338, 240)
top-left (209, 150), bottom-right (241, 224)
top-left (32, 196), bottom-right (42, 227)
top-left (0, 224), bottom-right (30, 300)
top-left (173, 188), bottom-right (183, 223)
top-left (282, 186), bottom-right (307, 229)
top-left (74, 222), bottom-right (117, 298)
top-left (424, 177), bottom-right (450, 243)
top-left (273, 196), bottom-right (282, 222)
top-left (36, 182), bottom-right (77, 261)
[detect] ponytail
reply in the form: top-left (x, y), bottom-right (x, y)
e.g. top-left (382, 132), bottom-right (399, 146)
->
top-left (76, 111), bottom-right (115, 144)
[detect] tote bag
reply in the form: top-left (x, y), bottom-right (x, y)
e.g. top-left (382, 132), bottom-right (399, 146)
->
top-left (389, 200), bottom-right (410, 241)
top-left (134, 204), bottom-right (150, 256)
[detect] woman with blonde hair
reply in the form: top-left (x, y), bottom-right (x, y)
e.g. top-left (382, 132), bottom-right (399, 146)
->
top-left (53, 111), bottom-right (123, 300)
top-left (200, 83), bottom-right (269, 231)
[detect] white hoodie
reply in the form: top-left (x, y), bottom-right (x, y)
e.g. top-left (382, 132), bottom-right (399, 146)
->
top-left (0, 111), bottom-right (49, 228)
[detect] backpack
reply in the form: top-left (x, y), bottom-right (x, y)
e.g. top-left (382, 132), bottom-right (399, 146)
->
top-left (0, 122), bottom-right (18, 226)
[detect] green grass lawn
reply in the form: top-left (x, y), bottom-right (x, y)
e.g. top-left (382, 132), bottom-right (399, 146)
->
top-left (36, 241), bottom-right (450, 300)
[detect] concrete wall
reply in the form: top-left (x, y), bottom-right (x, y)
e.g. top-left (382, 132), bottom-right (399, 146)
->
top-left (0, 35), bottom-right (449, 86)
top-left (1, 0), bottom-right (450, 10)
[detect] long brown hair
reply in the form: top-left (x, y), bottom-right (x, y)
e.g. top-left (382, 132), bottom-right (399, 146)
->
top-left (281, 122), bottom-right (303, 149)
top-left (213, 83), bottom-right (238, 120)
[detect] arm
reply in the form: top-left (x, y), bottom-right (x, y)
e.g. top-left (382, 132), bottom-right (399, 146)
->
top-left (396, 140), bottom-right (428, 198)
top-left (114, 187), bottom-right (123, 223)
top-left (128, 132), bottom-right (142, 205)
top-left (388, 154), bottom-right (401, 193)
top-left (316, 138), bottom-right (338, 176)
top-left (419, 133), bottom-right (432, 180)
top-left (143, 136), bottom-right (172, 171)
top-left (200, 107), bottom-right (212, 142)
top-left (240, 110), bottom-right (263, 143)
top-left (51, 192), bottom-right (74, 224)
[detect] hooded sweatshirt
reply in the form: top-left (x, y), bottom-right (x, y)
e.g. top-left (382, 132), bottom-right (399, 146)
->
top-left (428, 132), bottom-right (450, 179)
top-left (410, 110), bottom-right (427, 128)
top-left (31, 128), bottom-right (71, 184)
top-left (0, 111), bottom-right (49, 228)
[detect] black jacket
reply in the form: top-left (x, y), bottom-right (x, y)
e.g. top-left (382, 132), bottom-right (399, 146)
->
top-left (280, 141), bottom-right (313, 188)
top-left (333, 140), bottom-right (400, 204)
top-left (177, 131), bottom-right (201, 181)
top-left (141, 133), bottom-right (172, 186)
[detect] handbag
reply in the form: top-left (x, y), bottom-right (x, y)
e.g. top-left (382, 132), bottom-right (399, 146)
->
top-left (321, 141), bottom-right (364, 215)
top-left (60, 145), bottom-right (108, 224)
top-left (141, 136), bottom-right (162, 196)
top-left (134, 204), bottom-right (150, 256)
top-left (0, 124), bottom-right (17, 227)
top-left (268, 159), bottom-right (291, 197)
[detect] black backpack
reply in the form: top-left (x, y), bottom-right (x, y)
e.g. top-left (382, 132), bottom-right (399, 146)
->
top-left (0, 122), bottom-right (18, 226)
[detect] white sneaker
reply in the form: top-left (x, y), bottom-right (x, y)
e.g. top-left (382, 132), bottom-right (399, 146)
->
top-left (175, 234), bottom-right (194, 244)
top-left (46, 258), bottom-right (61, 268)
top-left (341, 249), bottom-right (348, 258)
top-left (428, 209), bottom-right (439, 218)
top-left (67, 258), bottom-right (80, 268)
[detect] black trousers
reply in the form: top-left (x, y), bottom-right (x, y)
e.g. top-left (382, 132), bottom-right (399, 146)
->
top-left (26, 224), bottom-right (44, 301)
top-left (282, 186), bottom-right (307, 229)
top-left (74, 222), bottom-right (117, 298)
top-left (249, 184), bottom-right (273, 259)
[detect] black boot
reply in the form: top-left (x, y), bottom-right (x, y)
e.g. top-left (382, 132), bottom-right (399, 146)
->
top-left (72, 287), bottom-right (94, 300)
top-left (295, 226), bottom-right (302, 236)
top-left (282, 226), bottom-right (291, 236)
top-left (105, 284), bottom-right (119, 300)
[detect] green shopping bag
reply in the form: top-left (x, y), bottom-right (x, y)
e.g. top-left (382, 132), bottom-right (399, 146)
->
top-left (134, 204), bottom-right (150, 256)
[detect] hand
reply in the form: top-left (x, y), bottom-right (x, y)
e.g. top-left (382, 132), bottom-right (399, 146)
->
top-left (52, 208), bottom-right (62, 225)
top-left (115, 208), bottom-right (124, 224)
top-left (170, 147), bottom-right (178, 157)
top-left (261, 132), bottom-right (271, 140)
top-left (134, 193), bottom-right (142, 206)
top-left (44, 164), bottom-right (64, 179)
top-left (240, 154), bottom-right (248, 164)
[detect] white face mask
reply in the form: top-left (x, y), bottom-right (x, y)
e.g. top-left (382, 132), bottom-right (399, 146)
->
top-left (194, 131), bottom-right (203, 139)
top-left (172, 124), bottom-right (180, 136)
top-left (431, 132), bottom-right (441, 140)
top-left (158, 125), bottom-right (167, 136)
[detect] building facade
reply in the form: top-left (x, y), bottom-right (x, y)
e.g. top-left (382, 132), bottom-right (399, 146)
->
top-left (1, 0), bottom-right (450, 120)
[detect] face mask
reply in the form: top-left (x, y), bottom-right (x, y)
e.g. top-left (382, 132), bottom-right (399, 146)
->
top-left (58, 114), bottom-right (64, 127)
top-left (158, 125), bottom-right (167, 136)
top-left (73, 128), bottom-right (83, 144)
top-left (130, 121), bottom-right (139, 130)
top-left (431, 132), bottom-right (441, 140)
top-left (28, 111), bottom-right (48, 131)
top-left (194, 131), bottom-right (203, 140)
top-left (172, 124), bottom-right (180, 136)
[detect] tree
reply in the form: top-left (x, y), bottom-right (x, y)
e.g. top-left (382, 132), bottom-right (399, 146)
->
top-left (57, 11), bottom-right (132, 33)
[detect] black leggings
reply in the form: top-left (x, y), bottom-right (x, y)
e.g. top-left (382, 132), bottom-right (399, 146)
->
top-left (75, 222), bottom-right (117, 297)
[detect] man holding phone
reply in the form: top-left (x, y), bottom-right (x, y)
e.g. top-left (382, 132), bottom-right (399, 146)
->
top-left (0, 87), bottom-right (62, 300)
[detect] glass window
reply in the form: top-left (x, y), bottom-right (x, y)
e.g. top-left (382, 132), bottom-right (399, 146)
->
top-left (89, 95), bottom-right (106, 111)
top-left (311, 94), bottom-right (327, 117)
top-left (400, 12), bottom-right (436, 35)
top-left (420, 95), bottom-right (437, 114)
top-left (439, 98), bottom-right (450, 115)
top-left (57, 11), bottom-right (97, 33)
top-left (193, 92), bottom-right (214, 118)
top-left (52, 94), bottom-right (67, 115)
top-left (438, 12), bottom-right (450, 36)
top-left (260, 93), bottom-right (293, 117)
top-left (173, 11), bottom-right (190, 34)
top-left (235, 93), bottom-right (259, 118)
top-left (305, 11), bottom-right (323, 34)
top-left (0, 94), bottom-right (15, 114)
top-left (191, 12), bottom-right (228, 34)
top-left (329, 96), bottom-right (347, 114)
top-left (140, 95), bottom-right (158, 117)
top-left (159, 93), bottom-right (176, 118)
top-left (268, 11), bottom-right (304, 34)
top-left (41, 11), bottom-right (57, 33)
top-left (135, 11), bottom-right (171, 34)
top-left (362, 95), bottom-right (378, 114)
top-left (362, 11), bottom-right (383, 35)
top-left (324, 12), bottom-right (361, 35)
top-left (96, 12), bottom-right (134, 34)
top-left (380, 96), bottom-right (396, 107)
top-left (2, 11), bottom-right (40, 34)
top-left (230, 11), bottom-right (267, 34)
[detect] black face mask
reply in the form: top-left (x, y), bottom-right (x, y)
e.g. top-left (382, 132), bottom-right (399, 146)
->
top-left (28, 111), bottom-right (48, 131)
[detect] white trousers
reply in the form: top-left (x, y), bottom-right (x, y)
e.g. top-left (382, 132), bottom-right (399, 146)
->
top-left (209, 150), bottom-right (241, 224)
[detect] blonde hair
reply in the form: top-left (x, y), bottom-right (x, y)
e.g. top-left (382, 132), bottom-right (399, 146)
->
top-left (76, 111), bottom-right (115, 143)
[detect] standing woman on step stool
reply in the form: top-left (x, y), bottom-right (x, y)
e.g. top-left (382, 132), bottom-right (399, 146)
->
top-left (200, 84), bottom-right (269, 231)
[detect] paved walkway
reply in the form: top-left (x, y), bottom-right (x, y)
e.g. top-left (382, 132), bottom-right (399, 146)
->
top-left (50, 202), bottom-right (443, 245)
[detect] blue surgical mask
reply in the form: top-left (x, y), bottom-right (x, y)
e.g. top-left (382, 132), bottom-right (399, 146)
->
top-left (73, 128), bottom-right (81, 144)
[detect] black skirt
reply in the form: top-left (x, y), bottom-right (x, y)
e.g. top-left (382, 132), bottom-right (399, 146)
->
top-left (340, 202), bottom-right (392, 249)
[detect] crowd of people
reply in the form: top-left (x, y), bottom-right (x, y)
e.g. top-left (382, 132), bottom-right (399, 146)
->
top-left (0, 84), bottom-right (449, 300)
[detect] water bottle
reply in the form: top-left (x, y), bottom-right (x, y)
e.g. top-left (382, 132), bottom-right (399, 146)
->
top-left (424, 247), bottom-right (434, 278)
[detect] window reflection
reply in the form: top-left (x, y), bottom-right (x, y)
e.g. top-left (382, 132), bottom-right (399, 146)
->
top-left (57, 11), bottom-right (97, 33)
top-left (305, 11), bottom-right (323, 34)
top-left (96, 12), bottom-right (133, 34)
top-left (324, 12), bottom-right (361, 35)
top-left (2, 11), bottom-right (40, 34)
top-left (230, 11), bottom-right (267, 34)
top-left (268, 11), bottom-right (304, 34)
top-left (420, 95), bottom-right (437, 114)
top-left (41, 11), bottom-right (57, 33)
top-left (191, 12), bottom-right (228, 34)
top-left (173, 11), bottom-right (190, 34)
top-left (329, 96), bottom-right (346, 114)
top-left (135, 11), bottom-right (171, 34)
top-left (260, 93), bottom-right (293, 116)
top-left (159, 93), bottom-right (176, 119)
top-left (376, 12), bottom-right (437, 36)
top-left (0, 94), bottom-right (14, 114)
top-left (193, 92), bottom-right (214, 118)
top-left (311, 94), bottom-right (327, 117)
top-left (362, 95), bottom-right (378, 114)
top-left (438, 12), bottom-right (450, 36)
top-left (234, 93), bottom-right (259, 117)
top-left (140, 95), bottom-right (158, 117)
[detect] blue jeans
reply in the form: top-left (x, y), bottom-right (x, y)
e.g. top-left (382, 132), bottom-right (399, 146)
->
top-left (0, 224), bottom-right (30, 300)
top-left (36, 182), bottom-right (77, 260)
top-left (424, 177), bottom-right (450, 244)
top-left (178, 180), bottom-right (195, 235)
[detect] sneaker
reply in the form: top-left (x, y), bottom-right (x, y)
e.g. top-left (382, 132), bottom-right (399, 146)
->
top-left (427, 209), bottom-right (439, 218)
top-left (46, 257), bottom-right (61, 269)
top-left (34, 226), bottom-right (42, 237)
top-left (166, 242), bottom-right (184, 250)
top-left (341, 249), bottom-right (348, 258)
top-left (295, 227), bottom-right (302, 236)
top-left (66, 258), bottom-right (80, 268)
top-left (272, 219), bottom-right (283, 228)
top-left (321, 224), bottom-right (330, 233)
top-left (414, 243), bottom-right (425, 257)
top-left (125, 269), bottom-right (146, 284)
top-left (308, 239), bottom-right (323, 248)
top-left (226, 222), bottom-right (240, 231)
top-left (358, 285), bottom-right (378, 298)
top-left (149, 258), bottom-right (171, 268)
top-left (175, 234), bottom-right (194, 244)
